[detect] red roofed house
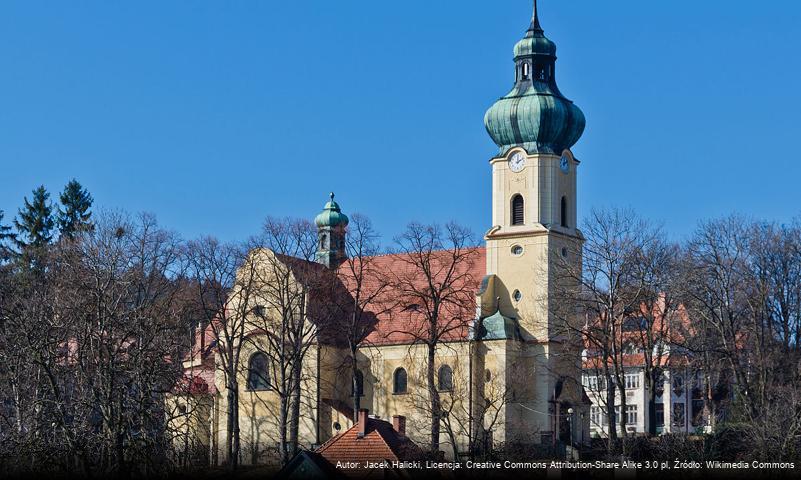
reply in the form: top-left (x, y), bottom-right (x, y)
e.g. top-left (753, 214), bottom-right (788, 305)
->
top-left (581, 301), bottom-right (716, 437)
top-left (276, 409), bottom-right (424, 479)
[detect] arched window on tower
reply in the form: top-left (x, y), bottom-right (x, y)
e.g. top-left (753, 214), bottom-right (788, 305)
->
top-left (561, 196), bottom-right (568, 228)
top-left (521, 63), bottom-right (530, 80)
top-left (247, 352), bottom-right (270, 391)
top-left (511, 195), bottom-right (524, 226)
top-left (320, 233), bottom-right (327, 250)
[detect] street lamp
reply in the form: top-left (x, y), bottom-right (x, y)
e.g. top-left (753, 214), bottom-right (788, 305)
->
top-left (567, 407), bottom-right (575, 459)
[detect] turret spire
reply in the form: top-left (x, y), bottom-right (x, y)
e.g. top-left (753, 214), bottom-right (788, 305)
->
top-left (530, 0), bottom-right (542, 32)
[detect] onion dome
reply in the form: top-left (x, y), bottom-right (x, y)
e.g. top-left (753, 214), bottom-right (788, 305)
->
top-left (314, 192), bottom-right (349, 228)
top-left (484, 1), bottom-right (585, 155)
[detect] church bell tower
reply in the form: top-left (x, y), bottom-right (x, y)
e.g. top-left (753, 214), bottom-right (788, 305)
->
top-left (480, 0), bottom-right (587, 444)
top-left (483, 0), bottom-right (585, 339)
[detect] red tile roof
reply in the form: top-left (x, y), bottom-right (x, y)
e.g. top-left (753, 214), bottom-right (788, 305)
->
top-left (179, 247), bottom-right (488, 390)
top-left (337, 248), bottom-right (486, 346)
top-left (316, 416), bottom-right (423, 465)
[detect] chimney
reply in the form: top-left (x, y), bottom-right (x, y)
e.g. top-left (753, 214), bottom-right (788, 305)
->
top-left (392, 415), bottom-right (406, 437)
top-left (357, 408), bottom-right (369, 438)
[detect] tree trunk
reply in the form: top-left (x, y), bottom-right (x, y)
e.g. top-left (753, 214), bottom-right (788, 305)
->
top-left (646, 388), bottom-right (657, 436)
top-left (289, 360), bottom-right (302, 460)
top-left (427, 344), bottom-right (441, 455)
top-left (351, 348), bottom-right (360, 423)
top-left (226, 379), bottom-right (239, 470)
top-left (604, 375), bottom-right (617, 451)
top-left (618, 377), bottom-right (627, 455)
top-left (279, 395), bottom-right (289, 465)
top-left (232, 385), bottom-right (240, 469)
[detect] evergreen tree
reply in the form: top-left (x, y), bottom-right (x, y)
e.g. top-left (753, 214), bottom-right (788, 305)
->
top-left (14, 185), bottom-right (55, 250)
top-left (57, 179), bottom-right (94, 238)
top-left (0, 210), bottom-right (14, 260)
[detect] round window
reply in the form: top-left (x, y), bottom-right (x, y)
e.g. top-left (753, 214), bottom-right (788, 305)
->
top-left (511, 245), bottom-right (524, 256)
top-left (513, 290), bottom-right (522, 302)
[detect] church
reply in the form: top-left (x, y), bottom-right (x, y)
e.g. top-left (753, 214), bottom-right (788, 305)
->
top-left (171, 2), bottom-right (591, 465)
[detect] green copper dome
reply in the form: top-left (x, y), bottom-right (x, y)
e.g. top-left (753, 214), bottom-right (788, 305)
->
top-left (484, 2), bottom-right (585, 155)
top-left (477, 309), bottom-right (521, 341)
top-left (315, 193), bottom-right (349, 228)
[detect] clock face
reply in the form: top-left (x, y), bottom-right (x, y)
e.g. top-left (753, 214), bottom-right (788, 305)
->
top-left (560, 155), bottom-right (570, 174)
top-left (509, 152), bottom-right (526, 173)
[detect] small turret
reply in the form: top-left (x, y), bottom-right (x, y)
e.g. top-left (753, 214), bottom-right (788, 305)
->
top-left (314, 192), bottom-right (348, 268)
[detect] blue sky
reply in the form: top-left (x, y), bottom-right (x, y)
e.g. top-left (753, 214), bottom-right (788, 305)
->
top-left (1, 0), bottom-right (799, 244)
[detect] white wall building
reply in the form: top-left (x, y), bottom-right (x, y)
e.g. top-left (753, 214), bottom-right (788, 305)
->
top-left (582, 367), bottom-right (708, 437)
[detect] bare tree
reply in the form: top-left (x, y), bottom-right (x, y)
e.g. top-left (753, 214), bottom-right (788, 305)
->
top-left (184, 236), bottom-right (251, 470)
top-left (330, 213), bottom-right (388, 422)
top-left (552, 208), bottom-right (678, 451)
top-left (245, 217), bottom-right (321, 465)
top-left (389, 222), bottom-right (480, 455)
top-left (682, 215), bottom-right (801, 459)
top-left (16, 211), bottom-right (189, 477)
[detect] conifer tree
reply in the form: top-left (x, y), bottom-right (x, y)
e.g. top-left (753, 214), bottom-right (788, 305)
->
top-left (0, 210), bottom-right (14, 260)
top-left (57, 179), bottom-right (94, 238)
top-left (14, 185), bottom-right (55, 251)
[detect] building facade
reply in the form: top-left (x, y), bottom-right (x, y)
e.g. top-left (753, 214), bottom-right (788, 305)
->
top-left (583, 366), bottom-right (709, 437)
top-left (170, 2), bottom-right (593, 465)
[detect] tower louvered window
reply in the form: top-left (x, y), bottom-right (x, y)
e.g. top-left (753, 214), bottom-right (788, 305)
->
top-left (560, 196), bottom-right (568, 227)
top-left (511, 195), bottom-right (524, 226)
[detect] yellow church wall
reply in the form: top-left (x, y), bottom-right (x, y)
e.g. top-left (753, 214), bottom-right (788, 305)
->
top-left (166, 393), bottom-right (213, 465)
top-left (195, 247), bottom-right (330, 465)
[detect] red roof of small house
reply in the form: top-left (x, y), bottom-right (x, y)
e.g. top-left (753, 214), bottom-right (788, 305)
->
top-left (316, 416), bottom-right (423, 465)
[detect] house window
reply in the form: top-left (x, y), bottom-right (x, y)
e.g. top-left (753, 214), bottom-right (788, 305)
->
top-left (590, 406), bottom-right (601, 427)
top-left (352, 370), bottom-right (364, 397)
top-left (625, 373), bottom-right (640, 390)
top-left (655, 403), bottom-right (665, 427)
top-left (672, 374), bottom-right (684, 396)
top-left (625, 405), bottom-right (638, 425)
top-left (511, 195), bottom-right (524, 226)
top-left (560, 196), bottom-right (568, 227)
top-left (672, 403), bottom-right (685, 427)
top-left (438, 365), bottom-right (453, 391)
top-left (247, 353), bottom-right (270, 391)
top-left (393, 368), bottom-right (408, 394)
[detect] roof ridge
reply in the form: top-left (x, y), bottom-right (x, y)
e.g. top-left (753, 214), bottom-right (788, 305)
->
top-left (338, 245), bottom-right (486, 262)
